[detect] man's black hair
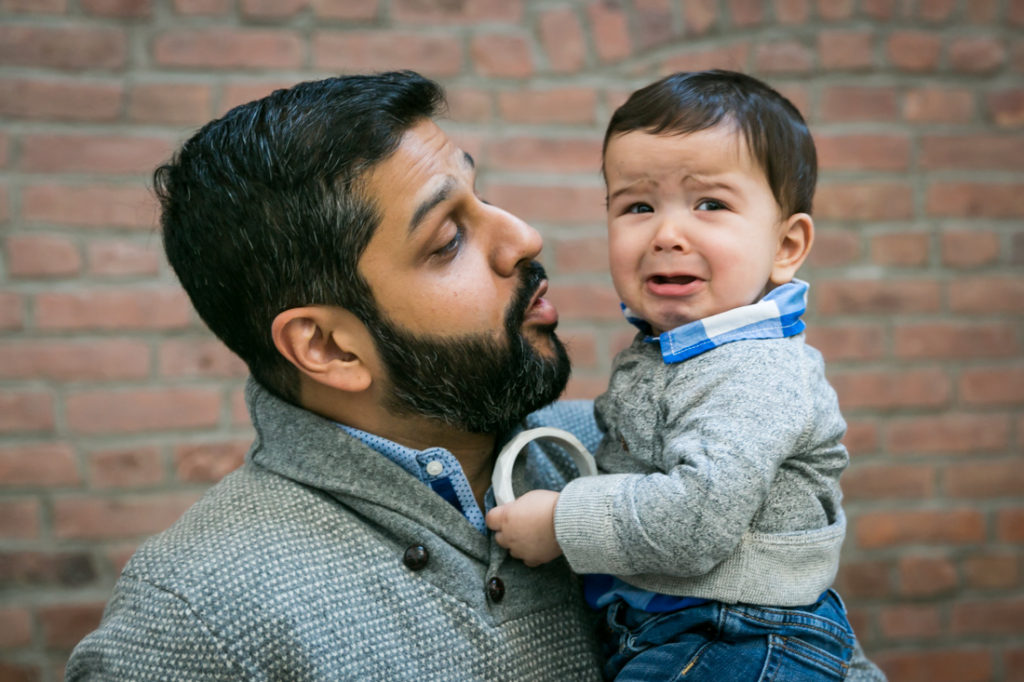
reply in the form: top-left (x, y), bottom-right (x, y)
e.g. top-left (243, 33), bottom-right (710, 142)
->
top-left (156, 71), bottom-right (446, 403)
top-left (603, 69), bottom-right (817, 218)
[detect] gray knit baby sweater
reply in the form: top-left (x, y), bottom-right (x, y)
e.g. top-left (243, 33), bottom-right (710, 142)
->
top-left (66, 379), bottom-right (603, 681)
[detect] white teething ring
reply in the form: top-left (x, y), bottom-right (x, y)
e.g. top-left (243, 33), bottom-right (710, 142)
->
top-left (492, 427), bottom-right (597, 506)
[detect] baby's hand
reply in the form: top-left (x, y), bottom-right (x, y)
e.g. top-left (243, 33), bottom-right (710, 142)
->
top-left (485, 490), bottom-right (563, 567)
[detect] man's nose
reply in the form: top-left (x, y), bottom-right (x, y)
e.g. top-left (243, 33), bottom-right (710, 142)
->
top-left (486, 205), bottom-right (543, 275)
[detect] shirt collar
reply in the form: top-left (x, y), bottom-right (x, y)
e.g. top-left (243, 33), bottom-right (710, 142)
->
top-left (623, 278), bottom-right (809, 364)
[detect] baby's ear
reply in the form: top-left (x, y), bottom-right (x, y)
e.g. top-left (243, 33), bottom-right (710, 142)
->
top-left (271, 306), bottom-right (374, 394)
top-left (770, 213), bottom-right (814, 286)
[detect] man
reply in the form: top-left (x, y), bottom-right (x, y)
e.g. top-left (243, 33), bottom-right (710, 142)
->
top-left (67, 71), bottom-right (604, 680)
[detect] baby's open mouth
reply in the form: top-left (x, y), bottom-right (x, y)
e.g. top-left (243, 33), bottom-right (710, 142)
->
top-left (651, 275), bottom-right (697, 285)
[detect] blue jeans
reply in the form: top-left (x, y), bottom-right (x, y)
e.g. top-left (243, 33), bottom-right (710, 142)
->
top-left (599, 590), bottom-right (855, 681)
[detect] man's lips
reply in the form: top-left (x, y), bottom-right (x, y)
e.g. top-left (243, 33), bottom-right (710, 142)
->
top-left (645, 274), bottom-right (703, 297)
top-left (524, 280), bottom-right (558, 326)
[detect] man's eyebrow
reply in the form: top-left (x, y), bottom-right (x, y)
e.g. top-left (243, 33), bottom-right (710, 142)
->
top-left (409, 177), bottom-right (456, 234)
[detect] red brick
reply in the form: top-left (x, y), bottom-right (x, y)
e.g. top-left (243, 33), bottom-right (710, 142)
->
top-left (1015, 232), bottom-right (1024, 265)
top-left (0, 606), bottom-right (32, 648)
top-left (0, 499), bottom-right (39, 542)
top-left (820, 86), bottom-right (899, 121)
top-left (841, 464), bottom-right (934, 501)
top-left (921, 135), bottom-right (1024, 170)
top-left (87, 239), bottom-right (161, 277)
top-left (83, 0), bottom-right (151, 15)
top-left (804, 324), bottom-right (885, 362)
top-left (807, 229), bottom-right (861, 266)
top-left (815, 278), bottom-right (940, 315)
top-left (0, 132), bottom-right (8, 168)
top-left (844, 419), bottom-right (880, 455)
top-left (832, 369), bottom-right (951, 410)
top-left (887, 413), bottom-right (1010, 454)
top-left (54, 494), bottom-right (198, 539)
top-left (66, 387), bottom-right (221, 434)
top-left (39, 603), bottom-right (105, 649)
top-left (588, 0), bottom-right (631, 62)
top-left (0, 25), bottom-right (126, 70)
top-left (818, 30), bottom-right (874, 70)
top-left (0, 338), bottom-right (151, 381)
top-left (559, 329), bottom-right (599, 369)
top-left (729, 0), bottom-right (764, 25)
top-left (444, 88), bottom-right (492, 124)
top-left (232, 387), bottom-right (250, 426)
top-left (999, 508), bottom-right (1024, 542)
top-left (898, 555), bottom-right (959, 596)
top-left (34, 289), bottom-right (191, 331)
top-left (917, 0), bottom-right (956, 20)
top-left (1012, 0), bottom-right (1024, 24)
top-left (0, 551), bottom-right (96, 587)
top-left (774, 0), bottom-right (810, 24)
top-left (870, 232), bottom-right (929, 266)
top-left (2, 0), bottom-right (66, 11)
top-left (128, 82), bottom-right (212, 125)
top-left (950, 276), bottom-right (1024, 313)
top-left (886, 31), bottom-right (942, 71)
top-left (961, 368), bottom-right (1024, 406)
top-left (21, 134), bottom-right (173, 175)
top-left (1007, 649), bottom-right (1024, 682)
top-left (894, 322), bottom-right (1018, 360)
top-left (485, 183), bottom-right (604, 224)
top-left (682, 0), bottom-right (718, 34)
top-left (941, 230), bottom-right (1001, 267)
top-left (905, 87), bottom-right (975, 123)
top-left (753, 40), bottom-right (813, 73)
top-left (159, 338), bottom-right (247, 378)
top-left (154, 29), bottom-right (303, 69)
top-left (219, 80), bottom-right (296, 114)
top-left (553, 235), bottom-right (609, 275)
top-left (966, 0), bottom-right (998, 22)
top-left (834, 560), bottom-right (892, 598)
top-left (539, 7), bottom-right (586, 73)
top-left (5, 234), bottom-right (81, 278)
top-left (633, 0), bottom-right (675, 50)
top-left (88, 446), bottom-right (164, 489)
top-left (312, 0), bottom-right (377, 19)
top-left (22, 184), bottom-right (157, 230)
top-left (856, 508), bottom-right (985, 549)
top-left (173, 0), bottom-right (229, 12)
top-left (313, 31), bottom-right (461, 76)
top-left (547, 283), bottom-right (622, 322)
top-left (874, 649), bottom-right (992, 682)
top-left (563, 374), bottom-right (609, 400)
top-left (175, 440), bottom-right (248, 482)
top-left (0, 77), bottom-right (122, 122)
top-left (952, 598), bottom-right (1024, 635)
top-left (987, 90), bottom-right (1024, 127)
top-left (879, 604), bottom-right (943, 638)
top-left (0, 442), bottom-right (79, 487)
top-left (817, 134), bottom-right (909, 171)
top-left (948, 459), bottom-right (1024, 498)
top-left (0, 391), bottom-right (54, 434)
top-left (814, 182), bottom-right (913, 220)
top-left (964, 553), bottom-right (1020, 590)
top-left (471, 32), bottom-right (533, 78)
top-left (662, 43), bottom-right (751, 73)
top-left (0, 292), bottom-right (22, 330)
top-left (391, 0), bottom-right (521, 23)
top-left (240, 0), bottom-right (305, 17)
top-left (950, 37), bottom-right (1006, 73)
top-left (485, 136), bottom-right (601, 173)
top-left (816, 0), bottom-right (854, 20)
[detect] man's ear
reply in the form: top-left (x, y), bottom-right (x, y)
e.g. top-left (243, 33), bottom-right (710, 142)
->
top-left (271, 306), bottom-right (373, 393)
top-left (769, 213), bottom-right (814, 286)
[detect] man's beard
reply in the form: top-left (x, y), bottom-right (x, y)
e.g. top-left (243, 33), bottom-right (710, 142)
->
top-left (364, 262), bottom-right (571, 435)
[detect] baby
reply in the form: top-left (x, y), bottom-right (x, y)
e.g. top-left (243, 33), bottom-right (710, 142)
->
top-left (488, 70), bottom-right (865, 680)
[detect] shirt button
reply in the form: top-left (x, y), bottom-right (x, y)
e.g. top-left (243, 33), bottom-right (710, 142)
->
top-left (425, 460), bottom-right (444, 477)
top-left (487, 576), bottom-right (505, 603)
top-left (403, 545), bottom-right (429, 571)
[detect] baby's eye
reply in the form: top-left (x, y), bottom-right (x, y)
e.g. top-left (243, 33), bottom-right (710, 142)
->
top-left (625, 202), bottom-right (653, 214)
top-left (695, 199), bottom-right (726, 211)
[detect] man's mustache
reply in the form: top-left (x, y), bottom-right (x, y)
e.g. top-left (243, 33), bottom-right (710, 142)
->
top-left (507, 261), bottom-right (548, 331)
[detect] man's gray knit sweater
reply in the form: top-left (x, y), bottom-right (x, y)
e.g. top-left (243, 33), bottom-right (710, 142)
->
top-left (66, 380), bottom-right (603, 681)
top-left (555, 333), bottom-right (848, 607)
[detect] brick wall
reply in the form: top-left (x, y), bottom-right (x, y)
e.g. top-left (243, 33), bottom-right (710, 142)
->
top-left (0, 0), bottom-right (1021, 679)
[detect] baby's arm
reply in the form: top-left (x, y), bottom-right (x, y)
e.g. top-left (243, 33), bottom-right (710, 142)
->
top-left (485, 490), bottom-right (562, 567)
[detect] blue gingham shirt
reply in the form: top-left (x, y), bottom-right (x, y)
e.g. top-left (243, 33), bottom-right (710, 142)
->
top-left (338, 424), bottom-right (492, 534)
top-left (591, 279), bottom-right (810, 612)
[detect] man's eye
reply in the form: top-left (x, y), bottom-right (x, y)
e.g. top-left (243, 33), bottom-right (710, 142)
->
top-left (625, 202), bottom-right (653, 214)
top-left (696, 199), bottom-right (726, 211)
top-left (434, 225), bottom-right (464, 257)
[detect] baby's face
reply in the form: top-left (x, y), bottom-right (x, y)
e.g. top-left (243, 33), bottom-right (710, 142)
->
top-left (604, 124), bottom-right (786, 335)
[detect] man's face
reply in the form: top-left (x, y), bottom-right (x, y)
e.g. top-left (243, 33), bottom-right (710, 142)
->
top-left (357, 120), bottom-right (570, 434)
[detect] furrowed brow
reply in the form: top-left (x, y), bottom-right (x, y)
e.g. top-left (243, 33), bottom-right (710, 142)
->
top-left (409, 177), bottom-right (456, 234)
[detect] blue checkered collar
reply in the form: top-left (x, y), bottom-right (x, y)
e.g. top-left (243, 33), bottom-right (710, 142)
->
top-left (623, 278), bottom-right (809, 364)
